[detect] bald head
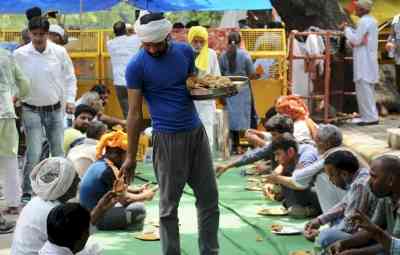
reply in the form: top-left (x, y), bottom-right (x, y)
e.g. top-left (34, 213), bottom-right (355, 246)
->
top-left (369, 155), bottom-right (400, 198)
top-left (373, 155), bottom-right (400, 176)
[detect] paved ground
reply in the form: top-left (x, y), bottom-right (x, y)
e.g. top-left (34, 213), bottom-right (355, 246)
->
top-left (0, 115), bottom-right (398, 254)
top-left (340, 114), bottom-right (399, 142)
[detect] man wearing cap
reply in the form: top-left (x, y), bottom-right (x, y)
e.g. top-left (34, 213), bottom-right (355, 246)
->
top-left (341, 0), bottom-right (379, 126)
top-left (14, 16), bottom-right (77, 200)
top-left (48, 24), bottom-right (65, 45)
top-left (122, 13), bottom-right (219, 255)
top-left (386, 14), bottom-right (400, 93)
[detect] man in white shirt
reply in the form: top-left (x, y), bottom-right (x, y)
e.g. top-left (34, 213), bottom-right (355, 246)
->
top-left (67, 121), bottom-right (107, 177)
top-left (13, 16), bottom-right (77, 199)
top-left (342, 0), bottom-right (379, 126)
top-left (107, 21), bottom-right (141, 118)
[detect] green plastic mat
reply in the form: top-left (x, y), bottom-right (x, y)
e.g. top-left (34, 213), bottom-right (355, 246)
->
top-left (91, 162), bottom-right (315, 255)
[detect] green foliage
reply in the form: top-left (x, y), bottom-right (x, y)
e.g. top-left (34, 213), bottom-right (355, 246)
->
top-left (166, 11), bottom-right (222, 27)
top-left (0, 2), bottom-right (136, 29)
top-left (0, 2), bottom-right (223, 30)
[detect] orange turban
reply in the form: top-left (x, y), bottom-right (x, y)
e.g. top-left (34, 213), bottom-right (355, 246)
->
top-left (96, 130), bottom-right (128, 159)
top-left (275, 95), bottom-right (318, 139)
top-left (275, 95), bottom-right (310, 121)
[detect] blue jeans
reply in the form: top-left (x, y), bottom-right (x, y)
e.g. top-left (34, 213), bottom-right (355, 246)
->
top-left (21, 106), bottom-right (64, 194)
top-left (318, 227), bottom-right (352, 249)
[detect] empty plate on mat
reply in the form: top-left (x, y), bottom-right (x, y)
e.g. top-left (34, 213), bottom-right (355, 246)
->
top-left (257, 207), bottom-right (288, 216)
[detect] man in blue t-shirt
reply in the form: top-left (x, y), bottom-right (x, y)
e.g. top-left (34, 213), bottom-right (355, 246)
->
top-left (121, 13), bottom-right (219, 255)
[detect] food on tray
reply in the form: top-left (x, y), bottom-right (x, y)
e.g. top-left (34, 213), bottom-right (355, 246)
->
top-left (271, 224), bottom-right (283, 232)
top-left (187, 74), bottom-right (232, 89)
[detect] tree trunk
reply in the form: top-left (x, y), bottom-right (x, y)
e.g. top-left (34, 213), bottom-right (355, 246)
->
top-left (271, 0), bottom-right (349, 31)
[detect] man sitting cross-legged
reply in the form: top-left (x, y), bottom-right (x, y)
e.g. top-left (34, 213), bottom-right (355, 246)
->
top-left (268, 133), bottom-right (321, 218)
top-left (329, 155), bottom-right (400, 255)
top-left (305, 150), bottom-right (378, 249)
top-left (79, 130), bottom-right (155, 231)
top-left (67, 121), bottom-right (107, 177)
top-left (216, 114), bottom-right (294, 177)
top-left (264, 124), bottom-right (348, 218)
top-left (64, 104), bottom-right (97, 154)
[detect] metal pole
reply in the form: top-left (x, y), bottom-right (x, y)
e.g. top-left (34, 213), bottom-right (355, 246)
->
top-left (324, 32), bottom-right (332, 123)
top-left (80, 0), bottom-right (83, 29)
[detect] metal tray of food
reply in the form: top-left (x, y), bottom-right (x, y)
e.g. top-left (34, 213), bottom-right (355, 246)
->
top-left (225, 76), bottom-right (249, 88)
top-left (189, 76), bottom-right (247, 100)
top-left (190, 86), bottom-right (238, 100)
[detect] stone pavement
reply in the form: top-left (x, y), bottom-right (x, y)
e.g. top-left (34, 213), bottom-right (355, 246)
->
top-left (340, 114), bottom-right (400, 162)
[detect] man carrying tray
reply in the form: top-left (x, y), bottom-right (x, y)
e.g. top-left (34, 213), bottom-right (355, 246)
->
top-left (121, 12), bottom-right (220, 255)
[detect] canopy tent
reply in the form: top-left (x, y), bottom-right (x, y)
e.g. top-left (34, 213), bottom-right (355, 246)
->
top-left (127, 0), bottom-right (272, 12)
top-left (0, 0), bottom-right (121, 14)
top-left (0, 0), bottom-right (271, 14)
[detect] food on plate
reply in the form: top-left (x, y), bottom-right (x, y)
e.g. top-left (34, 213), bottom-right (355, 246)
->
top-left (245, 185), bottom-right (263, 191)
top-left (187, 74), bottom-right (232, 89)
top-left (270, 224), bottom-right (283, 232)
top-left (133, 229), bottom-right (160, 241)
top-left (289, 251), bottom-right (313, 255)
top-left (257, 207), bottom-right (288, 216)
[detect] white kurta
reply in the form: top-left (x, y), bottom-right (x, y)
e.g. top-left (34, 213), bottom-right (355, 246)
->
top-left (344, 15), bottom-right (379, 84)
top-left (345, 15), bottom-right (379, 122)
top-left (39, 242), bottom-right (74, 255)
top-left (194, 49), bottom-right (221, 152)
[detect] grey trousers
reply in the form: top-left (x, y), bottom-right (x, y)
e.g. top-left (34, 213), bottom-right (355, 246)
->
top-left (153, 126), bottom-right (220, 255)
top-left (355, 80), bottom-right (379, 123)
top-left (95, 202), bottom-right (146, 231)
top-left (115, 85), bottom-right (129, 119)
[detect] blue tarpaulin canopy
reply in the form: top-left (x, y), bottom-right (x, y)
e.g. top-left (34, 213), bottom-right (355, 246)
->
top-left (0, 0), bottom-right (121, 14)
top-left (127, 0), bottom-right (272, 12)
top-left (0, 0), bottom-right (271, 14)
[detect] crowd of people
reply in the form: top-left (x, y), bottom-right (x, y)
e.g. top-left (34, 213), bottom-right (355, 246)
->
top-left (0, 1), bottom-right (399, 255)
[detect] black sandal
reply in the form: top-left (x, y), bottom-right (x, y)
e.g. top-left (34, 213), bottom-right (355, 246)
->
top-left (0, 217), bottom-right (15, 234)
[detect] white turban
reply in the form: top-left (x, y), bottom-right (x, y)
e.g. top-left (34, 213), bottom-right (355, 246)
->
top-left (49, 24), bottom-right (65, 37)
top-left (30, 157), bottom-right (77, 201)
top-left (356, 0), bottom-right (373, 10)
top-left (134, 13), bottom-right (172, 43)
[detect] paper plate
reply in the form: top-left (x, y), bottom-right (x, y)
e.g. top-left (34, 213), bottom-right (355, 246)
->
top-left (289, 251), bottom-right (314, 255)
top-left (134, 231), bottom-right (160, 241)
top-left (247, 177), bottom-right (261, 183)
top-left (271, 226), bottom-right (302, 235)
top-left (257, 207), bottom-right (288, 216)
top-left (245, 186), bottom-right (263, 191)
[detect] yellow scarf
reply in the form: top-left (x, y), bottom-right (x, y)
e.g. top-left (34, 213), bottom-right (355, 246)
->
top-left (188, 26), bottom-right (209, 72)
